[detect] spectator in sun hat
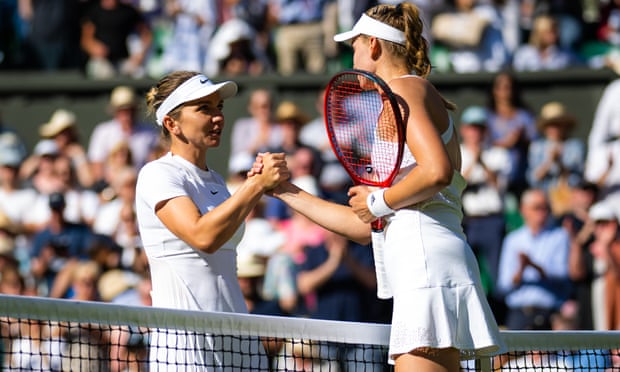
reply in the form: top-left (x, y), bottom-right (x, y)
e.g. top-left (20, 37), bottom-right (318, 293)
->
top-left (527, 102), bottom-right (585, 192)
top-left (264, 100), bottom-right (311, 156)
top-left (237, 252), bottom-right (288, 317)
top-left (87, 85), bottom-right (159, 184)
top-left (39, 109), bottom-right (95, 189)
top-left (527, 102), bottom-right (585, 218)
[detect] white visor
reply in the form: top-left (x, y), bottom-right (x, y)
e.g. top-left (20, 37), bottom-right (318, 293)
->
top-left (333, 14), bottom-right (406, 45)
top-left (155, 74), bottom-right (238, 126)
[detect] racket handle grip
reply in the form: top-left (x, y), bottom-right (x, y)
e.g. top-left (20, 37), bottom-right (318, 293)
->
top-left (371, 218), bottom-right (385, 232)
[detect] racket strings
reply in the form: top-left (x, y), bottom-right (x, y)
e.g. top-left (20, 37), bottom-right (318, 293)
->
top-left (327, 74), bottom-right (402, 186)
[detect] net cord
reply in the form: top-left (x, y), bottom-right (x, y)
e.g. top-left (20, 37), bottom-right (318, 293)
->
top-left (2, 295), bottom-right (620, 354)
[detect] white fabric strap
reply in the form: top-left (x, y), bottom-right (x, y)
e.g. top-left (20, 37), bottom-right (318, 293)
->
top-left (367, 188), bottom-right (395, 218)
top-left (334, 14), bottom-right (406, 46)
top-left (155, 74), bottom-right (237, 126)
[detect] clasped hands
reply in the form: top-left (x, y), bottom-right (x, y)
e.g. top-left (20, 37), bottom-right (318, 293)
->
top-left (249, 152), bottom-right (379, 224)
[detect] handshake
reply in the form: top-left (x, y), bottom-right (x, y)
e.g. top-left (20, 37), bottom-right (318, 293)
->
top-left (246, 152), bottom-right (291, 193)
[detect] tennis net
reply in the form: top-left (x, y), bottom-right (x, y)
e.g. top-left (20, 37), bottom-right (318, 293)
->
top-left (1, 294), bottom-right (620, 371)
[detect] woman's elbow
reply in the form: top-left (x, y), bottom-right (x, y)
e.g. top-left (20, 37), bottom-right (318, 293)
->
top-left (430, 166), bottom-right (453, 189)
top-left (185, 234), bottom-right (219, 254)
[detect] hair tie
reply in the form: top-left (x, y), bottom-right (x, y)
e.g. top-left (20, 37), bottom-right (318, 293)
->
top-left (395, 3), bottom-right (403, 15)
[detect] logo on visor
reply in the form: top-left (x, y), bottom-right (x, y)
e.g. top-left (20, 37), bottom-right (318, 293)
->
top-left (200, 78), bottom-right (209, 84)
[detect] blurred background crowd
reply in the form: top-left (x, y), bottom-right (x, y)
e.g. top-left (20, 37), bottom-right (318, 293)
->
top-left (1, 0), bottom-right (620, 78)
top-left (2, 1), bottom-right (620, 369)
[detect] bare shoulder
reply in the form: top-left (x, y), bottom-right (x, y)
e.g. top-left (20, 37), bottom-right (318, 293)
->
top-left (389, 75), bottom-right (443, 106)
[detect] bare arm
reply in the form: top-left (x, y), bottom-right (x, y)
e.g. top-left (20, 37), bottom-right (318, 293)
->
top-left (348, 77), bottom-right (455, 223)
top-left (81, 21), bottom-right (108, 59)
top-left (155, 153), bottom-right (289, 253)
top-left (387, 78), bottom-right (454, 208)
top-left (269, 181), bottom-right (371, 245)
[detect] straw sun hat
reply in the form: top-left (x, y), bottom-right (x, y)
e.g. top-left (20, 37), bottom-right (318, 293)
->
top-left (275, 101), bottom-right (310, 125)
top-left (108, 86), bottom-right (139, 111)
top-left (537, 102), bottom-right (576, 132)
top-left (39, 109), bottom-right (76, 138)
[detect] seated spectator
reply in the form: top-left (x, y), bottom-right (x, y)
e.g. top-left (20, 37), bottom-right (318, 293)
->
top-left (0, 111), bottom-right (27, 162)
top-left (65, 259), bottom-right (103, 301)
top-left (97, 268), bottom-right (143, 305)
top-left (19, 139), bottom-right (63, 196)
top-left (236, 198), bottom-right (285, 259)
top-left (87, 85), bottom-right (159, 184)
top-left (569, 202), bottom-right (620, 330)
top-left (0, 143), bottom-right (36, 236)
top-left (527, 102), bottom-right (585, 217)
top-left (80, 0), bottom-right (152, 79)
top-left (0, 262), bottom-right (25, 295)
top-left (38, 109), bottom-right (95, 189)
top-left (229, 89), bottom-right (283, 164)
top-left (160, 0), bottom-right (216, 73)
top-left (29, 192), bottom-right (97, 297)
top-left (23, 153), bottom-right (100, 230)
top-left (512, 14), bottom-right (583, 71)
top-left (267, 0), bottom-right (331, 75)
top-left (459, 105), bottom-right (511, 313)
top-left (204, 18), bottom-right (269, 77)
top-left (431, 0), bottom-right (510, 73)
top-left (92, 166), bottom-right (141, 269)
top-left (268, 100), bottom-right (310, 155)
top-left (485, 71), bottom-right (538, 198)
top-left (496, 188), bottom-right (573, 330)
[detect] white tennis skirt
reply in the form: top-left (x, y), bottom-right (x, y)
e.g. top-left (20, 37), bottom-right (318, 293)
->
top-left (383, 208), bottom-right (503, 363)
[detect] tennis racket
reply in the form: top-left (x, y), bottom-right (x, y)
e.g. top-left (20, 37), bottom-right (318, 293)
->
top-left (324, 69), bottom-right (405, 299)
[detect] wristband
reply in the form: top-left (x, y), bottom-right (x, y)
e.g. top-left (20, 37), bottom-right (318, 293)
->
top-left (366, 189), bottom-right (395, 218)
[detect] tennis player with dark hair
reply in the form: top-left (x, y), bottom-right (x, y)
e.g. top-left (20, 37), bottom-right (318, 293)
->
top-left (253, 3), bottom-right (502, 371)
top-left (135, 70), bottom-right (287, 370)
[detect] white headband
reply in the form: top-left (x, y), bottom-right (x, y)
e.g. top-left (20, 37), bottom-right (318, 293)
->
top-left (155, 74), bottom-right (238, 126)
top-left (333, 14), bottom-right (406, 45)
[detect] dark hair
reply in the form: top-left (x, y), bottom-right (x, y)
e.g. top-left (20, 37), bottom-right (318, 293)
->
top-left (48, 192), bottom-right (66, 211)
top-left (487, 70), bottom-right (531, 111)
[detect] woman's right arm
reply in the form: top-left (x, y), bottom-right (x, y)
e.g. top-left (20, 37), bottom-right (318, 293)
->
top-left (269, 181), bottom-right (371, 245)
top-left (154, 153), bottom-right (289, 253)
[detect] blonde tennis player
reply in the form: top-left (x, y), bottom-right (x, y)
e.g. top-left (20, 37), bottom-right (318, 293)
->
top-left (253, 3), bottom-right (504, 371)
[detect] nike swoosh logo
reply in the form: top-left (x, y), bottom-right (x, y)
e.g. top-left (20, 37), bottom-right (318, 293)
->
top-left (200, 78), bottom-right (209, 84)
top-left (210, 190), bottom-right (218, 195)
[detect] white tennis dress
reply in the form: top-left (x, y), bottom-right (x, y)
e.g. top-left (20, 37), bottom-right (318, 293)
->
top-left (382, 118), bottom-right (503, 363)
top-left (136, 152), bottom-right (268, 371)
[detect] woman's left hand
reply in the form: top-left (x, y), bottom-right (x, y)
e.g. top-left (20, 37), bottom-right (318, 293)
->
top-left (348, 185), bottom-right (377, 224)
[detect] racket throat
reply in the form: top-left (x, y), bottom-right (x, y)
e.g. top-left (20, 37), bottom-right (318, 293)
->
top-left (371, 218), bottom-right (386, 232)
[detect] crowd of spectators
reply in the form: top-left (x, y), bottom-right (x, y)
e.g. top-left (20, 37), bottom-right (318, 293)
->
top-left (0, 75), bottom-right (619, 369)
top-left (1, 0), bottom-right (620, 78)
